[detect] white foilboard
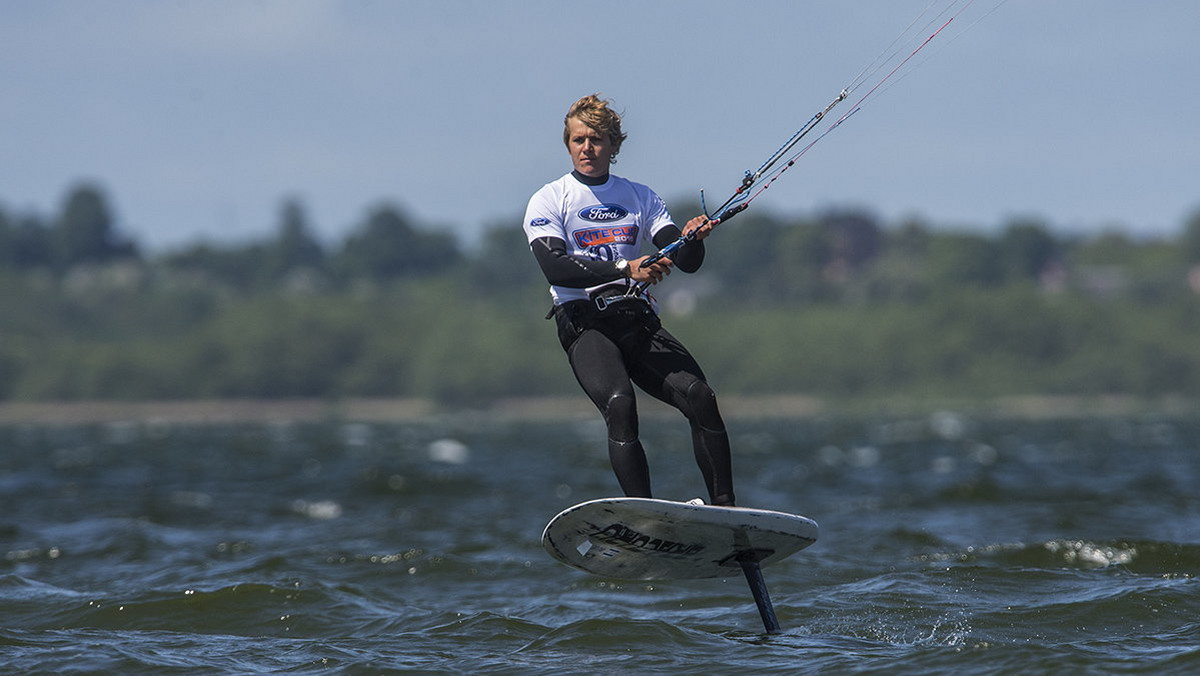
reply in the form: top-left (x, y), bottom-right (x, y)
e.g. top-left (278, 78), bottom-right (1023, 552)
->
top-left (541, 497), bottom-right (818, 580)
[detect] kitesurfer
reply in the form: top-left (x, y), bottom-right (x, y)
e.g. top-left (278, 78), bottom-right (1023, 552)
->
top-left (523, 94), bottom-right (735, 507)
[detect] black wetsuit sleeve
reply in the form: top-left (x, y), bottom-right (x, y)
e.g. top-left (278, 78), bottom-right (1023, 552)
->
top-left (530, 236), bottom-right (625, 288)
top-left (653, 225), bottom-right (705, 273)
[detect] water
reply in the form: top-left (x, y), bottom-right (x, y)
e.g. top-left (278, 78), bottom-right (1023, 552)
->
top-left (2, 411), bottom-right (1199, 674)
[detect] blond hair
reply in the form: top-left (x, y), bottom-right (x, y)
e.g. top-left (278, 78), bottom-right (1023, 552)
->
top-left (563, 94), bottom-right (627, 161)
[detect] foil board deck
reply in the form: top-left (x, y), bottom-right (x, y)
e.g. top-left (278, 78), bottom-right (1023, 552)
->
top-left (542, 497), bottom-right (818, 580)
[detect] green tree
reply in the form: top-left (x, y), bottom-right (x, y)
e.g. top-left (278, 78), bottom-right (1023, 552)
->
top-left (267, 198), bottom-right (326, 280)
top-left (469, 218), bottom-right (545, 294)
top-left (1179, 208), bottom-right (1200, 263)
top-left (821, 209), bottom-right (882, 269)
top-left (858, 219), bottom-right (934, 302)
top-left (1072, 230), bottom-right (1135, 266)
top-left (53, 183), bottom-right (138, 269)
top-left (337, 204), bottom-right (461, 280)
top-left (924, 231), bottom-right (1002, 288)
top-left (0, 211), bottom-right (53, 270)
top-left (997, 218), bottom-right (1059, 282)
top-left (162, 241), bottom-right (271, 290)
top-left (770, 219), bottom-right (834, 302)
top-left (699, 210), bottom-right (787, 302)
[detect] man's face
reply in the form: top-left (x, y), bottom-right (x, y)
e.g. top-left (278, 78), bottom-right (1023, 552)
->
top-left (566, 117), bottom-right (614, 177)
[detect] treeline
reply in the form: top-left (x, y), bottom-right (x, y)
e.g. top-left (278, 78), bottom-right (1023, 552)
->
top-left (2, 182), bottom-right (1200, 403)
top-left (0, 184), bottom-right (463, 288)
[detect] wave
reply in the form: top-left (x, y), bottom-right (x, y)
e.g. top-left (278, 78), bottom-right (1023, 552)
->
top-left (918, 538), bottom-right (1200, 575)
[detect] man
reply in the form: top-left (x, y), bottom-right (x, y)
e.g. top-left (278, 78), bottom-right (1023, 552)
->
top-left (523, 94), bottom-right (736, 507)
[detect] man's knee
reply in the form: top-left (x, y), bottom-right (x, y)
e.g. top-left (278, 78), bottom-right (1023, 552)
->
top-left (684, 379), bottom-right (724, 430)
top-left (604, 392), bottom-right (639, 442)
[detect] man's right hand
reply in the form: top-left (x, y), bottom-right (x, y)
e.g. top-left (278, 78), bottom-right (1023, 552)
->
top-left (630, 255), bottom-right (673, 284)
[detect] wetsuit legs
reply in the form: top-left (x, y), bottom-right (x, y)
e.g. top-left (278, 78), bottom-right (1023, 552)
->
top-left (632, 330), bottom-right (736, 507)
top-left (608, 436), bottom-right (652, 498)
top-left (684, 381), bottom-right (736, 506)
top-left (567, 330), bottom-right (653, 498)
top-left (562, 324), bottom-right (735, 505)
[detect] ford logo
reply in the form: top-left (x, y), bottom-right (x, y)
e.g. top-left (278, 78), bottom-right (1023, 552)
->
top-left (578, 204), bottom-right (629, 222)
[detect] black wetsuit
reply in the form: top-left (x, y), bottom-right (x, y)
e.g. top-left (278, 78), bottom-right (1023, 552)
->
top-left (527, 172), bottom-right (735, 506)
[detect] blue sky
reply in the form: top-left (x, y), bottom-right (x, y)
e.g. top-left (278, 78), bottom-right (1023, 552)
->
top-left (3, 1), bottom-right (1198, 251)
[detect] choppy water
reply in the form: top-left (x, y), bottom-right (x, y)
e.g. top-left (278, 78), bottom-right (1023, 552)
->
top-left (2, 411), bottom-right (1199, 674)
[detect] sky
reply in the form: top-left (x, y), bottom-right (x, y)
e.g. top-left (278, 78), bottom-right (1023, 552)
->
top-left (3, 1), bottom-right (1198, 252)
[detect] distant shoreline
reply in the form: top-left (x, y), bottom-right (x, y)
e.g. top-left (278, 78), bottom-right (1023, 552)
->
top-left (0, 394), bottom-right (1193, 425)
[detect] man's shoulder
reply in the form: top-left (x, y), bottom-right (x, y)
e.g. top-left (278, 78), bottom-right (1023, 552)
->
top-left (526, 173), bottom-right (574, 208)
top-left (533, 172), bottom-right (574, 193)
top-left (605, 174), bottom-right (664, 204)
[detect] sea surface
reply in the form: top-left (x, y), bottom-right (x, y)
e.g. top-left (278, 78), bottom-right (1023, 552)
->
top-left (2, 410), bottom-right (1199, 674)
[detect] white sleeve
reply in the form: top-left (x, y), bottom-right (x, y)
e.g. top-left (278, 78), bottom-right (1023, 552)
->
top-left (643, 187), bottom-right (676, 239)
top-left (523, 183), bottom-right (565, 243)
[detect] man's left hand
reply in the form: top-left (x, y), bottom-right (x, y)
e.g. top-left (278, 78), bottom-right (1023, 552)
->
top-left (682, 215), bottom-right (714, 240)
